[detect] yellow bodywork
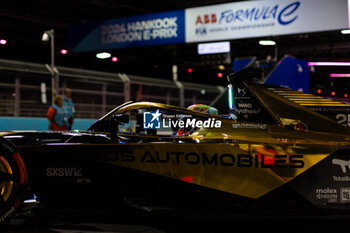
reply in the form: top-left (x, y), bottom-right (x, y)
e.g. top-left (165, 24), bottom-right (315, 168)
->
top-left (92, 101), bottom-right (350, 199)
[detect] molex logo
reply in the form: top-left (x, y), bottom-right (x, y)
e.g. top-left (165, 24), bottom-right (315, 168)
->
top-left (143, 110), bottom-right (161, 129)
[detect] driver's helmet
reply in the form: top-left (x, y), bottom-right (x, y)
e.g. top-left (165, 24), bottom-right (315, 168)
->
top-left (177, 104), bottom-right (219, 136)
top-left (187, 104), bottom-right (219, 116)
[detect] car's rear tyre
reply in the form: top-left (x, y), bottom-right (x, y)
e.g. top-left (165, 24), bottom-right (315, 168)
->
top-left (0, 137), bottom-right (27, 224)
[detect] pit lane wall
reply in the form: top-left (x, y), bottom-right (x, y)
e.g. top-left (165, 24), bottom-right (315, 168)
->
top-left (0, 117), bottom-right (96, 131)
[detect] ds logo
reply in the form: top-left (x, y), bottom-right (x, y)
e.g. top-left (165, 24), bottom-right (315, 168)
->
top-left (143, 110), bottom-right (161, 129)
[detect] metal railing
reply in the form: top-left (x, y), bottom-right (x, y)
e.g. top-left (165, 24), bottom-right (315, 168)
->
top-left (0, 58), bottom-right (225, 119)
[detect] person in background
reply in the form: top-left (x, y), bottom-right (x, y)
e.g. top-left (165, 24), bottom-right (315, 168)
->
top-left (47, 95), bottom-right (69, 131)
top-left (63, 88), bottom-right (75, 130)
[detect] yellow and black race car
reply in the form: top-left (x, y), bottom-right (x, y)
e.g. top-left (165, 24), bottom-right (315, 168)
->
top-left (1, 68), bottom-right (350, 223)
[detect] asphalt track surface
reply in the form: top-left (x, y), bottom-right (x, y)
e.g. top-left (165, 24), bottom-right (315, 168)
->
top-left (2, 205), bottom-right (350, 233)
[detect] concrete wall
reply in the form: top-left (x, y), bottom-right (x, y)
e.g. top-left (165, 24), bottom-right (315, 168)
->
top-left (0, 117), bottom-right (96, 131)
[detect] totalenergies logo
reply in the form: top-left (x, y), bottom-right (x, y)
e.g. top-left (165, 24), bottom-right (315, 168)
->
top-left (194, 1), bottom-right (300, 26)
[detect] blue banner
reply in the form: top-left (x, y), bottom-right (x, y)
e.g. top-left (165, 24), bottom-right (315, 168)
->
top-left (68, 10), bottom-right (185, 52)
top-left (233, 57), bottom-right (256, 72)
top-left (264, 56), bottom-right (310, 93)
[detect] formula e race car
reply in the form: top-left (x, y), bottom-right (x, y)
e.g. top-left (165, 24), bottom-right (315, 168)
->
top-left (2, 68), bottom-right (350, 223)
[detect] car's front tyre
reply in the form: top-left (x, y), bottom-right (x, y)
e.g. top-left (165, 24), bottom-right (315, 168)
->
top-left (0, 137), bottom-right (27, 224)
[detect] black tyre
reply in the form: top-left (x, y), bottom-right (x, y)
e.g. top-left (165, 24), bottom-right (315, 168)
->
top-left (0, 137), bottom-right (27, 224)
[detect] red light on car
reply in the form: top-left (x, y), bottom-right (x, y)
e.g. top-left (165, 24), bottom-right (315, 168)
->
top-left (294, 122), bottom-right (308, 132)
top-left (181, 176), bottom-right (193, 183)
top-left (331, 92), bottom-right (336, 96)
top-left (112, 57), bottom-right (118, 62)
top-left (61, 49), bottom-right (68, 55)
top-left (188, 68), bottom-right (193, 74)
top-left (217, 73), bottom-right (223, 78)
top-left (0, 39), bottom-right (7, 45)
top-left (317, 89), bottom-right (322, 94)
top-left (345, 94), bottom-right (348, 98)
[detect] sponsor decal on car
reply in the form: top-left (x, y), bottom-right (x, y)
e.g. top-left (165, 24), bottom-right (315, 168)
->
top-left (46, 167), bottom-right (83, 177)
top-left (340, 188), bottom-right (350, 203)
top-left (105, 150), bottom-right (304, 168)
top-left (232, 123), bottom-right (266, 129)
top-left (333, 176), bottom-right (350, 182)
top-left (315, 188), bottom-right (338, 203)
top-left (332, 158), bottom-right (350, 173)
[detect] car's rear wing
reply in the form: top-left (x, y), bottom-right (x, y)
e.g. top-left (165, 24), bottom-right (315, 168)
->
top-left (266, 86), bottom-right (350, 128)
top-left (228, 68), bottom-right (350, 134)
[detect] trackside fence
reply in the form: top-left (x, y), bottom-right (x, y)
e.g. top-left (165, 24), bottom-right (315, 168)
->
top-left (0, 58), bottom-right (225, 120)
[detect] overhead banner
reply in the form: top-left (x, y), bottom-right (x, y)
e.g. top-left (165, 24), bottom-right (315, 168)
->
top-left (185, 0), bottom-right (349, 43)
top-left (68, 10), bottom-right (185, 52)
top-left (68, 0), bottom-right (349, 52)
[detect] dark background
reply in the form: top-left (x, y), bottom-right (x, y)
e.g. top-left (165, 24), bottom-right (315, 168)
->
top-left (1, 0), bottom-right (350, 95)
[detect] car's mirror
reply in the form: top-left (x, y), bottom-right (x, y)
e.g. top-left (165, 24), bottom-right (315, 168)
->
top-left (109, 114), bottom-right (129, 142)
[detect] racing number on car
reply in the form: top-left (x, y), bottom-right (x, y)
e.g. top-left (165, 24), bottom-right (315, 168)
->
top-left (336, 114), bottom-right (350, 127)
